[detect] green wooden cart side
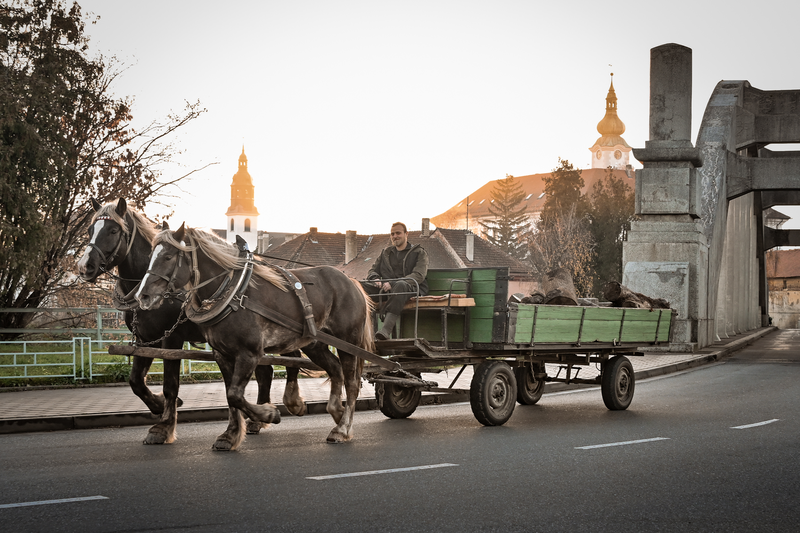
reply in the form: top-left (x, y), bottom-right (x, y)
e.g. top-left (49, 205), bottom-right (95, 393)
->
top-left (394, 266), bottom-right (673, 351)
top-left (398, 267), bottom-right (507, 346)
top-left (506, 304), bottom-right (673, 346)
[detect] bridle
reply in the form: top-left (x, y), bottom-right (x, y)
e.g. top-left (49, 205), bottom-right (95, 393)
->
top-left (87, 215), bottom-right (139, 281)
top-left (145, 234), bottom-right (233, 303)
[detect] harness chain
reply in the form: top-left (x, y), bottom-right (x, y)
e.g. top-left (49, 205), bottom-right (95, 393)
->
top-left (130, 298), bottom-right (192, 347)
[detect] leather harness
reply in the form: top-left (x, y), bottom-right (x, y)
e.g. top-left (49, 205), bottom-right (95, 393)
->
top-left (161, 239), bottom-right (399, 371)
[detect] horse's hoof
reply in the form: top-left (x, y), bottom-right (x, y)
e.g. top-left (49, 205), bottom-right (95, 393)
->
top-left (326, 429), bottom-right (352, 443)
top-left (269, 410), bottom-right (281, 425)
top-left (212, 439), bottom-right (235, 451)
top-left (143, 433), bottom-right (167, 445)
top-left (246, 420), bottom-right (269, 434)
top-left (286, 402), bottom-right (307, 417)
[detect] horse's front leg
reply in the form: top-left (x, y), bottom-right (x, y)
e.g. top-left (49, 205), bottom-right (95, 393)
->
top-left (128, 355), bottom-right (162, 413)
top-left (212, 352), bottom-right (247, 451)
top-left (246, 364), bottom-right (274, 435)
top-left (326, 352), bottom-right (361, 443)
top-left (225, 354), bottom-right (281, 429)
top-left (143, 358), bottom-right (182, 444)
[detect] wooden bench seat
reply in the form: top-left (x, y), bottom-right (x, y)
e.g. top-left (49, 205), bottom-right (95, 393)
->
top-left (403, 294), bottom-right (476, 309)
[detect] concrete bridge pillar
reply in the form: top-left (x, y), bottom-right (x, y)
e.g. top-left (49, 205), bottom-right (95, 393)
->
top-left (623, 44), bottom-right (708, 351)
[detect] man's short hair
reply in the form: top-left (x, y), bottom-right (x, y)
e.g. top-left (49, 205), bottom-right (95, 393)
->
top-left (391, 222), bottom-right (407, 233)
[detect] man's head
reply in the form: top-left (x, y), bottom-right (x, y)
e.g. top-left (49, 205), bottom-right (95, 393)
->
top-left (390, 222), bottom-right (408, 250)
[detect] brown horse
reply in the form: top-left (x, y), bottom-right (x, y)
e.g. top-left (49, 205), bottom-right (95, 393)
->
top-left (135, 223), bottom-right (374, 449)
top-left (77, 199), bottom-right (307, 444)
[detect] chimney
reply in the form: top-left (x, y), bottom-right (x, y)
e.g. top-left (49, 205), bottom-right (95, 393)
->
top-left (421, 218), bottom-right (430, 237)
top-left (258, 233), bottom-right (270, 254)
top-left (466, 233), bottom-right (474, 262)
top-left (345, 230), bottom-right (357, 264)
top-left (310, 227), bottom-right (318, 234)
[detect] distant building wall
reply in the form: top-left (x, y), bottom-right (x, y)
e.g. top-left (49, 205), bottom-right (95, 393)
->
top-left (769, 290), bottom-right (800, 329)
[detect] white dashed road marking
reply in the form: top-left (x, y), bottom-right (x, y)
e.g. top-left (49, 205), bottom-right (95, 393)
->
top-left (307, 463), bottom-right (459, 480)
top-left (0, 496), bottom-right (108, 509)
top-left (575, 437), bottom-right (670, 450)
top-left (731, 419), bottom-right (780, 429)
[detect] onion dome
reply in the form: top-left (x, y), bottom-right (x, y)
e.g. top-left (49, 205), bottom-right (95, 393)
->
top-left (594, 74), bottom-right (631, 148)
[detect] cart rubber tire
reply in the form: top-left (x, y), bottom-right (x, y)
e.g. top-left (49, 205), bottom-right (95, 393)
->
top-left (376, 382), bottom-right (422, 419)
top-left (601, 356), bottom-right (635, 410)
top-left (515, 364), bottom-right (545, 405)
top-left (470, 360), bottom-right (517, 426)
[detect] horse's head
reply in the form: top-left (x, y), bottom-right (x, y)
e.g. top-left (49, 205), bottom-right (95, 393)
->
top-left (78, 198), bottom-right (131, 282)
top-left (135, 221), bottom-right (192, 311)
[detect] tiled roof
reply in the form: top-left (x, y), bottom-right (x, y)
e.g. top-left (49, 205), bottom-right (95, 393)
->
top-left (434, 228), bottom-right (532, 276)
top-left (261, 227), bottom-right (534, 282)
top-left (431, 168), bottom-right (634, 228)
top-left (766, 248), bottom-right (800, 279)
top-left (339, 232), bottom-right (461, 280)
top-left (339, 229), bottom-right (534, 280)
top-left (261, 230), bottom-right (370, 268)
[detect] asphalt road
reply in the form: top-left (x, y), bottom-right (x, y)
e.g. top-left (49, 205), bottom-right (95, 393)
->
top-left (1, 338), bottom-right (798, 533)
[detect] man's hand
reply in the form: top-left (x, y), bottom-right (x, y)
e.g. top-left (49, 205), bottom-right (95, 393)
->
top-left (379, 281), bottom-right (392, 292)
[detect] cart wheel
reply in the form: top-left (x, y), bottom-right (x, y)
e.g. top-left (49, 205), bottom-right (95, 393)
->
top-left (601, 356), bottom-right (635, 410)
top-left (376, 382), bottom-right (422, 419)
top-left (470, 361), bottom-right (517, 426)
top-left (514, 363), bottom-right (544, 405)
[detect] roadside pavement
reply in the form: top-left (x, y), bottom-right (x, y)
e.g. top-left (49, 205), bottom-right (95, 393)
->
top-left (0, 327), bottom-right (776, 435)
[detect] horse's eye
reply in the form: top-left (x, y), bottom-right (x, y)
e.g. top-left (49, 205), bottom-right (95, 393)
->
top-left (110, 227), bottom-right (119, 234)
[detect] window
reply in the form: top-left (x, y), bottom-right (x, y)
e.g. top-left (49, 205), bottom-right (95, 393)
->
top-left (230, 218), bottom-right (234, 231)
top-left (244, 218), bottom-right (251, 232)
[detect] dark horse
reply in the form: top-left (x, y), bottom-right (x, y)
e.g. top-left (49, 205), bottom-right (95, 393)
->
top-left (135, 223), bottom-right (374, 449)
top-left (77, 198), bottom-right (307, 444)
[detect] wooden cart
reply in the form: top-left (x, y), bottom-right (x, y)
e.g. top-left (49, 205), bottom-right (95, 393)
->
top-left (367, 267), bottom-right (674, 426)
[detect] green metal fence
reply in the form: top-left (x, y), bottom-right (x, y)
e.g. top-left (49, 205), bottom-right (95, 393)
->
top-left (0, 307), bottom-right (131, 340)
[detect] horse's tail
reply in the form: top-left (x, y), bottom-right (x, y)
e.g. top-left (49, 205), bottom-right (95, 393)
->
top-left (350, 277), bottom-right (375, 357)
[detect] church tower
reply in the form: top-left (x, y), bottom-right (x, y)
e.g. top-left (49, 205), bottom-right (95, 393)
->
top-left (589, 74), bottom-right (633, 170)
top-left (225, 147), bottom-right (259, 251)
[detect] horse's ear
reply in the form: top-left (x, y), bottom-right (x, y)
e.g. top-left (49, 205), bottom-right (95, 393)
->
top-left (161, 220), bottom-right (170, 231)
top-left (91, 198), bottom-right (102, 212)
top-left (174, 222), bottom-right (186, 243)
top-left (115, 198), bottom-right (127, 218)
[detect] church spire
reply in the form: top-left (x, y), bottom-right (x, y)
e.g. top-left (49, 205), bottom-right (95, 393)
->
top-left (590, 73), bottom-right (632, 170)
top-left (596, 73), bottom-right (626, 137)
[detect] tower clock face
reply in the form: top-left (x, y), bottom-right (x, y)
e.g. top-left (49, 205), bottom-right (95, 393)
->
top-left (596, 150), bottom-right (601, 159)
top-left (614, 149), bottom-right (622, 159)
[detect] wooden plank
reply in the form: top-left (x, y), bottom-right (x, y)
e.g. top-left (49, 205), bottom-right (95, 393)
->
top-left (470, 269), bottom-right (498, 281)
top-left (470, 280), bottom-right (498, 295)
top-left (580, 307), bottom-right (626, 342)
top-left (469, 318), bottom-right (495, 342)
top-left (107, 345), bottom-right (323, 370)
top-left (404, 297), bottom-right (475, 309)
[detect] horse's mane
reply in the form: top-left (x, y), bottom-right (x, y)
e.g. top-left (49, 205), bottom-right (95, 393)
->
top-left (155, 226), bottom-right (288, 291)
top-left (92, 203), bottom-right (158, 245)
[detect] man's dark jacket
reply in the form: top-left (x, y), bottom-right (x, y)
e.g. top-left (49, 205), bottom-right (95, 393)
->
top-left (366, 243), bottom-right (429, 295)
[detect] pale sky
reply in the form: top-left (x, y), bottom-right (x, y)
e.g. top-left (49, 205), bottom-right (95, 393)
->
top-left (78, 0), bottom-right (800, 235)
